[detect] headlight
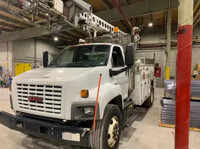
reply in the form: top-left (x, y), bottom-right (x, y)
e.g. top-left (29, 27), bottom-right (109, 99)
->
top-left (72, 104), bottom-right (98, 120)
top-left (84, 107), bottom-right (94, 116)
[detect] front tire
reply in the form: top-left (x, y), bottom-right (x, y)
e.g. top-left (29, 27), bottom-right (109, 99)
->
top-left (91, 104), bottom-right (122, 149)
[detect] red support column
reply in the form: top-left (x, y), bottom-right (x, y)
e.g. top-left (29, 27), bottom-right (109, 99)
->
top-left (175, 0), bottom-right (193, 149)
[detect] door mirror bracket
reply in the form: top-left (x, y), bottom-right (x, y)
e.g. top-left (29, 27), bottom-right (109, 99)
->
top-left (109, 66), bottom-right (131, 77)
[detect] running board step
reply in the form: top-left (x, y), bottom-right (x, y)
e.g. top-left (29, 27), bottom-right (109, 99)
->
top-left (125, 114), bottom-right (137, 127)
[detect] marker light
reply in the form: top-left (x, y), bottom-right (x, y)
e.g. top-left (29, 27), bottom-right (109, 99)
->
top-left (114, 27), bottom-right (119, 33)
top-left (81, 90), bottom-right (89, 98)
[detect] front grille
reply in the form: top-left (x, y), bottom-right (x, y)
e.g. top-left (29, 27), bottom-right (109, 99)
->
top-left (17, 84), bottom-right (62, 115)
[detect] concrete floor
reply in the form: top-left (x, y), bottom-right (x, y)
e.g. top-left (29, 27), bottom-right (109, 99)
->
top-left (0, 88), bottom-right (200, 149)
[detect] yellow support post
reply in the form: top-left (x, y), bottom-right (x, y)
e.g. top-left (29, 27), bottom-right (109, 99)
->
top-left (166, 9), bottom-right (172, 80)
top-left (166, 67), bottom-right (170, 80)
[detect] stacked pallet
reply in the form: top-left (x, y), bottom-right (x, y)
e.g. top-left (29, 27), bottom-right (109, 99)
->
top-left (191, 80), bottom-right (200, 99)
top-left (161, 80), bottom-right (200, 128)
top-left (164, 80), bottom-right (176, 98)
top-left (164, 80), bottom-right (200, 99)
top-left (161, 98), bottom-right (200, 128)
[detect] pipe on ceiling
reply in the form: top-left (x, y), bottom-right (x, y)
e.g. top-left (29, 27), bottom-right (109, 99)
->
top-left (110, 0), bottom-right (132, 28)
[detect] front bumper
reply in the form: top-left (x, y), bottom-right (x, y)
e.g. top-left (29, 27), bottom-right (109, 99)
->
top-left (0, 111), bottom-right (90, 147)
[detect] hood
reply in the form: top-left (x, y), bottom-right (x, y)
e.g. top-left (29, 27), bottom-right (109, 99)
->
top-left (14, 67), bottom-right (100, 82)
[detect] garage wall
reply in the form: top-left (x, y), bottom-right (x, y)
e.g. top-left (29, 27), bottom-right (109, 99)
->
top-left (169, 48), bottom-right (177, 78)
top-left (0, 42), bottom-right (13, 78)
top-left (140, 24), bottom-right (178, 42)
top-left (169, 45), bottom-right (200, 77)
top-left (139, 24), bottom-right (200, 86)
top-left (0, 38), bottom-right (59, 77)
top-left (192, 45), bottom-right (200, 69)
top-left (13, 38), bottom-right (59, 72)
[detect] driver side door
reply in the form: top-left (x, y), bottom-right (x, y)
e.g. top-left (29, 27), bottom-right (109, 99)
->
top-left (111, 46), bottom-right (129, 99)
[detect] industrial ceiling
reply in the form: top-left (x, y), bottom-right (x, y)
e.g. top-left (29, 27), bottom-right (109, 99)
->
top-left (0, 0), bottom-right (199, 45)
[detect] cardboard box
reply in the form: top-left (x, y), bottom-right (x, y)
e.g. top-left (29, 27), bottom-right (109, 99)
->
top-left (194, 74), bottom-right (200, 80)
top-left (195, 64), bottom-right (200, 72)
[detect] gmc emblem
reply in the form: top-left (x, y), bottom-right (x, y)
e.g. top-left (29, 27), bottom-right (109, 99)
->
top-left (28, 96), bottom-right (43, 102)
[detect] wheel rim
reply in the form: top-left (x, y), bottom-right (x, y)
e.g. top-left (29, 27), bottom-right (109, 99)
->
top-left (107, 116), bottom-right (120, 148)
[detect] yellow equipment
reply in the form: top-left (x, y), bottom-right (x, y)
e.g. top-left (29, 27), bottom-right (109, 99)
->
top-left (15, 63), bottom-right (32, 76)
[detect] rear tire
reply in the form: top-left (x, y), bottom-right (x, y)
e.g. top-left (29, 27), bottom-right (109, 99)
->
top-left (91, 104), bottom-right (122, 149)
top-left (144, 87), bottom-right (154, 108)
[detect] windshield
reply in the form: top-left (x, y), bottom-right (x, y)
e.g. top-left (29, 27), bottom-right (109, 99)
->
top-left (49, 45), bottom-right (111, 67)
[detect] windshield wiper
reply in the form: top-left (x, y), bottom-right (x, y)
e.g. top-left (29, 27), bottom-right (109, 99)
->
top-left (56, 63), bottom-right (94, 68)
top-left (65, 64), bottom-right (94, 67)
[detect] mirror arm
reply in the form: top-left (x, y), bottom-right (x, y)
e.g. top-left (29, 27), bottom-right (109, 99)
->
top-left (109, 66), bottom-right (132, 77)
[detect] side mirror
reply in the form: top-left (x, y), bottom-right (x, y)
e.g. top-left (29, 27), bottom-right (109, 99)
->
top-left (125, 46), bottom-right (135, 66)
top-left (43, 51), bottom-right (49, 67)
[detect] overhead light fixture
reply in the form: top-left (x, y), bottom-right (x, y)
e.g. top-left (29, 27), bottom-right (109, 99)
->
top-left (148, 22), bottom-right (153, 27)
top-left (54, 37), bottom-right (59, 41)
top-left (45, 13), bottom-right (49, 16)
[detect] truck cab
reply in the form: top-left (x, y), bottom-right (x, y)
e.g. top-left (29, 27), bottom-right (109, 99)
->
top-left (12, 43), bottom-right (130, 121)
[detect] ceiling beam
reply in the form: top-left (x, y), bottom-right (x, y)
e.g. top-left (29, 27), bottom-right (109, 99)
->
top-left (0, 13), bottom-right (30, 27)
top-left (0, 27), bottom-right (51, 42)
top-left (0, 18), bottom-right (24, 27)
top-left (95, 0), bottom-right (179, 22)
top-left (0, 26), bottom-right (80, 42)
top-left (0, 6), bottom-right (31, 25)
top-left (0, 26), bottom-right (13, 32)
top-left (0, 21), bottom-right (24, 30)
top-left (56, 33), bottom-right (75, 40)
top-left (0, 6), bottom-right (12, 14)
top-left (0, 3), bottom-right (45, 25)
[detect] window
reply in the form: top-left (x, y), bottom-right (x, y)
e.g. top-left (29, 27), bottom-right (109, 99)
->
top-left (112, 46), bottom-right (124, 67)
top-left (49, 45), bottom-right (111, 67)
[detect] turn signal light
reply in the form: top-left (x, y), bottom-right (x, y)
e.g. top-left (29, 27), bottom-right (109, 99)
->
top-left (81, 90), bottom-right (89, 98)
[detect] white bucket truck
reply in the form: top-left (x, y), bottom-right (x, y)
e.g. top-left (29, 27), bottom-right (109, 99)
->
top-left (0, 4), bottom-right (155, 149)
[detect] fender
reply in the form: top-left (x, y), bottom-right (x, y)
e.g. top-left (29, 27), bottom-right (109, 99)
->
top-left (91, 83), bottom-right (124, 119)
